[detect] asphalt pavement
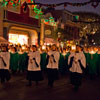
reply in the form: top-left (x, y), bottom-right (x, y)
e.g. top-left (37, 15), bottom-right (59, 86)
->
top-left (0, 73), bottom-right (100, 100)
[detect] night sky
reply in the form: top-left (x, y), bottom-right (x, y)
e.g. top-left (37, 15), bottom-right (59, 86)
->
top-left (36, 0), bottom-right (100, 15)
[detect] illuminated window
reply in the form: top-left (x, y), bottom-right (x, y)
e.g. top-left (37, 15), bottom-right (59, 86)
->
top-left (9, 34), bottom-right (28, 45)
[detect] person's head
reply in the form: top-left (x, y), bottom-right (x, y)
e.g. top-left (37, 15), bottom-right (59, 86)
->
top-left (46, 45), bottom-right (51, 52)
top-left (41, 45), bottom-right (46, 51)
top-left (52, 44), bottom-right (57, 51)
top-left (26, 47), bottom-right (30, 52)
top-left (12, 47), bottom-right (17, 52)
top-left (76, 45), bottom-right (82, 52)
top-left (32, 45), bottom-right (37, 52)
top-left (63, 48), bottom-right (66, 53)
top-left (2, 46), bottom-right (8, 52)
top-left (88, 46), bottom-right (93, 52)
top-left (98, 47), bottom-right (100, 51)
top-left (68, 47), bottom-right (71, 51)
top-left (71, 45), bottom-right (76, 52)
top-left (84, 47), bottom-right (88, 52)
top-left (94, 47), bottom-right (98, 52)
top-left (19, 47), bottom-right (23, 52)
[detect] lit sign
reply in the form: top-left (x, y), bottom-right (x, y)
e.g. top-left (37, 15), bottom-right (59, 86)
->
top-left (45, 30), bottom-right (51, 35)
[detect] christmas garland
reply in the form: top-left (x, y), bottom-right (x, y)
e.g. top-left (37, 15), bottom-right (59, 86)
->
top-left (0, 0), bottom-right (20, 7)
top-left (28, 0), bottom-right (100, 8)
top-left (0, 0), bottom-right (100, 8)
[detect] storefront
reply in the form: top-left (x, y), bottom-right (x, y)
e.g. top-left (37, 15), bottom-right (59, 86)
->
top-left (8, 26), bottom-right (38, 45)
top-left (2, 3), bottom-right (40, 46)
top-left (9, 34), bottom-right (28, 45)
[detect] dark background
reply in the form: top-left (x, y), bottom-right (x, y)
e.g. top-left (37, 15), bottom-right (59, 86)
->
top-left (37, 0), bottom-right (100, 14)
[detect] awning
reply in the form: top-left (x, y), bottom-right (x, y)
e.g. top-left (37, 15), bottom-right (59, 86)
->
top-left (0, 36), bottom-right (8, 44)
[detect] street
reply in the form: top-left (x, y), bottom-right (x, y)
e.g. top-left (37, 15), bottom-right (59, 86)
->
top-left (0, 0), bottom-right (100, 100)
top-left (0, 73), bottom-right (100, 100)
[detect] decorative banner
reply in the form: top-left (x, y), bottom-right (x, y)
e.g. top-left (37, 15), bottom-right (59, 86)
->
top-left (45, 30), bottom-right (51, 35)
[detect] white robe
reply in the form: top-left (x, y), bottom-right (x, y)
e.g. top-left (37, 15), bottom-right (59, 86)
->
top-left (0, 52), bottom-right (10, 70)
top-left (47, 51), bottom-right (60, 69)
top-left (28, 51), bottom-right (41, 71)
top-left (68, 51), bottom-right (86, 73)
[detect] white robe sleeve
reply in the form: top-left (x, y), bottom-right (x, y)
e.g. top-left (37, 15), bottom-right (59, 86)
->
top-left (54, 52), bottom-right (60, 63)
top-left (68, 53), bottom-right (73, 65)
top-left (6, 53), bottom-right (10, 68)
top-left (80, 53), bottom-right (86, 68)
top-left (35, 51), bottom-right (40, 66)
top-left (3, 52), bottom-right (10, 69)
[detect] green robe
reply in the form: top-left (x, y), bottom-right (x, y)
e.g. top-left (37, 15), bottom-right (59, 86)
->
top-left (65, 52), bottom-right (70, 66)
top-left (10, 52), bottom-right (19, 71)
top-left (97, 53), bottom-right (100, 74)
top-left (83, 52), bottom-right (90, 74)
top-left (59, 52), bottom-right (70, 75)
top-left (84, 52), bottom-right (89, 65)
top-left (59, 53), bottom-right (64, 74)
top-left (18, 52), bottom-right (28, 71)
top-left (88, 53), bottom-right (98, 74)
top-left (40, 52), bottom-right (47, 71)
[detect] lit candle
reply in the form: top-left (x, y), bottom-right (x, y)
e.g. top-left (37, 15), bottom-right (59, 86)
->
top-left (90, 50), bottom-right (95, 54)
top-left (62, 53), bottom-right (66, 56)
top-left (94, 48), bottom-right (98, 52)
top-left (22, 46), bottom-right (26, 50)
top-left (42, 45), bottom-right (46, 50)
top-left (90, 50), bottom-right (95, 59)
top-left (71, 45), bottom-right (76, 51)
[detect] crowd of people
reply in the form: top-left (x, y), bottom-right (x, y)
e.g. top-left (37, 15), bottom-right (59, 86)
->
top-left (0, 44), bottom-right (100, 91)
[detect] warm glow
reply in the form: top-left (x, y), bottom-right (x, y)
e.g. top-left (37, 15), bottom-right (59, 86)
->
top-left (94, 48), bottom-right (98, 52)
top-left (22, 45), bottom-right (26, 50)
top-left (42, 45), bottom-right (46, 50)
top-left (62, 53), bottom-right (66, 56)
top-left (90, 50), bottom-right (95, 54)
top-left (9, 34), bottom-right (28, 45)
top-left (71, 45), bottom-right (76, 51)
top-left (47, 43), bottom-right (50, 46)
top-left (67, 41), bottom-right (73, 46)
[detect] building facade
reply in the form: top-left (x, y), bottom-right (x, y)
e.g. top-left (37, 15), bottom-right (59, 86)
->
top-left (0, 2), bottom-right (80, 46)
top-left (0, 2), bottom-right (41, 45)
top-left (43, 9), bottom-right (80, 46)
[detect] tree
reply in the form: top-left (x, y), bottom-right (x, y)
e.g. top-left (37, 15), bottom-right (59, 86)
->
top-left (73, 12), bottom-right (100, 45)
top-left (54, 28), bottom-right (72, 42)
top-left (93, 32), bottom-right (100, 45)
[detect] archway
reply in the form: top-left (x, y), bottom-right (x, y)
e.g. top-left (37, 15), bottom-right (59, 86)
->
top-left (8, 26), bottom-right (38, 45)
